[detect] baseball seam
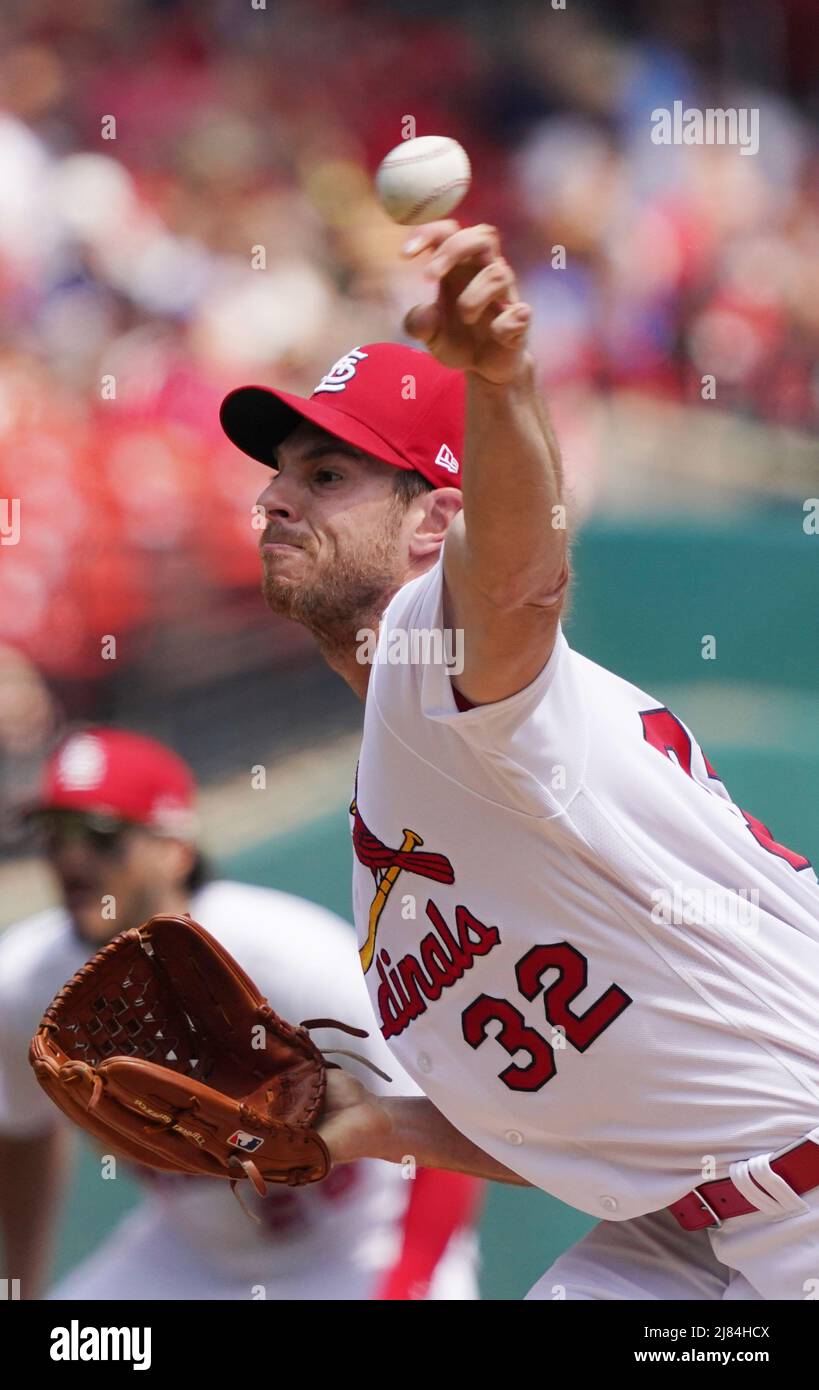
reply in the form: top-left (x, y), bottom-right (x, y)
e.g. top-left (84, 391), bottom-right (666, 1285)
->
top-left (401, 177), bottom-right (472, 224)
top-left (381, 142), bottom-right (463, 167)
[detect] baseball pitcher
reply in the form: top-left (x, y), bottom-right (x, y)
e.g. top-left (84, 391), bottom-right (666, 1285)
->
top-left (218, 217), bottom-right (819, 1300)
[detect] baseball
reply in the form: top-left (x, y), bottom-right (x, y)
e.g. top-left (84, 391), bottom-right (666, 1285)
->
top-left (375, 135), bottom-right (472, 226)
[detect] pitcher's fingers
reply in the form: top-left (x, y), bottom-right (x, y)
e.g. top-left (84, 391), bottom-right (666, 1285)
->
top-left (401, 219), bottom-right (462, 258)
top-left (489, 301), bottom-right (532, 344)
top-left (456, 259), bottom-right (517, 324)
top-left (403, 299), bottom-right (442, 344)
top-left (422, 224), bottom-right (501, 281)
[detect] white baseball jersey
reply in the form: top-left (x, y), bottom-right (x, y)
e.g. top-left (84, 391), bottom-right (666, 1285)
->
top-left (0, 880), bottom-right (479, 1299)
top-left (352, 553), bottom-right (819, 1224)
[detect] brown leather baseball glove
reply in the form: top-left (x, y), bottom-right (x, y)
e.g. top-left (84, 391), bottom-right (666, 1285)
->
top-left (29, 914), bottom-right (379, 1207)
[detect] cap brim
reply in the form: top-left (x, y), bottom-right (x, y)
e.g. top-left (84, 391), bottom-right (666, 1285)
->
top-left (18, 794), bottom-right (126, 826)
top-left (18, 797), bottom-right (197, 838)
top-left (219, 385), bottom-right (412, 471)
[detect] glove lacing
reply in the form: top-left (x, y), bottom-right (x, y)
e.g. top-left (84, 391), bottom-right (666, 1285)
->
top-left (300, 1018), bottom-right (392, 1084)
top-left (226, 1018), bottom-right (392, 1221)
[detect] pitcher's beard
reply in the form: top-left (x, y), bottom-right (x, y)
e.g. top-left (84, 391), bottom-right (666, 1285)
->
top-left (261, 514), bottom-right (405, 655)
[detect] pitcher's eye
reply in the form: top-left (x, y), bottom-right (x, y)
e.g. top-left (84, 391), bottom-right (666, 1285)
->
top-left (314, 468), bottom-right (343, 484)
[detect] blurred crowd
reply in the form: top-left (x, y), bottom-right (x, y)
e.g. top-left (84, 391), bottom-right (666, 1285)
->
top-left (0, 0), bottom-right (817, 724)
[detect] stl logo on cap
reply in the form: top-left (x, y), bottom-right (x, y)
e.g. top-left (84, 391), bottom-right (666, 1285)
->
top-left (55, 734), bottom-right (107, 791)
top-left (313, 347), bottom-right (369, 395)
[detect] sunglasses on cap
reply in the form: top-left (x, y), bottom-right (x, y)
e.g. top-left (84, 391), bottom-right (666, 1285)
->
top-left (28, 809), bottom-right (141, 856)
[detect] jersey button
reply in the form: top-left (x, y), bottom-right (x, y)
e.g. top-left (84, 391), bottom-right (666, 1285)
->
top-left (599, 1195), bottom-right (619, 1212)
top-left (504, 1129), bottom-right (524, 1146)
top-left (416, 1052), bottom-right (432, 1074)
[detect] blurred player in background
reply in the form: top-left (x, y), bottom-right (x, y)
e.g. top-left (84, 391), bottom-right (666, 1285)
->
top-left (0, 727), bottom-right (481, 1300)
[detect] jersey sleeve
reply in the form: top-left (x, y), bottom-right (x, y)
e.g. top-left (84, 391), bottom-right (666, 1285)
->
top-left (368, 554), bottom-right (587, 815)
top-left (0, 914), bottom-right (82, 1138)
top-left (372, 1168), bottom-right (484, 1300)
top-left (0, 997), bottom-right (56, 1138)
top-left (209, 889), bottom-right (422, 1100)
top-left (284, 915), bottom-right (420, 1098)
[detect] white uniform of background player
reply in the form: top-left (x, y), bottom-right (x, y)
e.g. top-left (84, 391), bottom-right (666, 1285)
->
top-left (0, 878), bottom-right (479, 1301)
top-left (351, 554), bottom-right (819, 1301)
top-left (1, 726), bottom-right (480, 1308)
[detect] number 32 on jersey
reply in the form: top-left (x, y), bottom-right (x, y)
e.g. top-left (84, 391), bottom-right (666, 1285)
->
top-left (460, 704), bottom-right (811, 1094)
top-left (462, 943), bottom-right (633, 1093)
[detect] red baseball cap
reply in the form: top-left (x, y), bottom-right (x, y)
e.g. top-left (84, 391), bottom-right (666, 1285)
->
top-left (28, 729), bottom-right (198, 838)
top-left (220, 342), bottom-right (465, 488)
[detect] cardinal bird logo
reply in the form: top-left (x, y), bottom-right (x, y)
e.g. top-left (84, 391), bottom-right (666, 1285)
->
top-left (350, 798), bottom-right (455, 973)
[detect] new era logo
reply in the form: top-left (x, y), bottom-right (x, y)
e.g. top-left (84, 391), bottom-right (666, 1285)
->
top-left (435, 443), bottom-right (459, 474)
